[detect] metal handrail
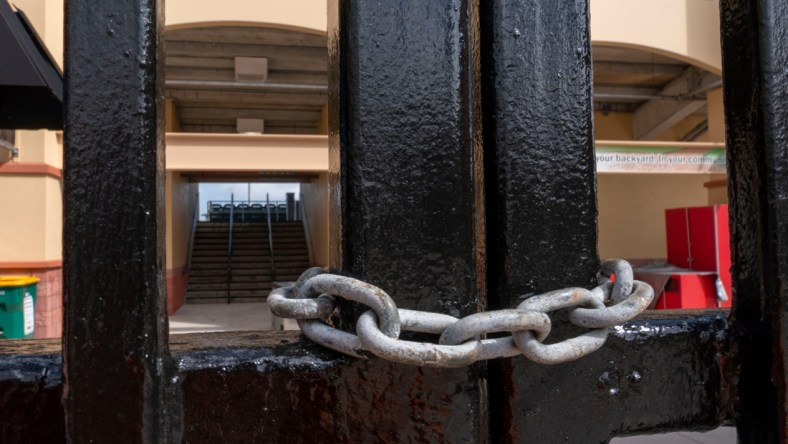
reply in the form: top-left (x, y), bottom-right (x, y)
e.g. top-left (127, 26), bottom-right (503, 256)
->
top-left (227, 195), bottom-right (235, 304)
top-left (266, 194), bottom-right (277, 283)
top-left (300, 193), bottom-right (315, 266)
top-left (185, 193), bottom-right (200, 274)
top-left (0, 139), bottom-right (19, 158)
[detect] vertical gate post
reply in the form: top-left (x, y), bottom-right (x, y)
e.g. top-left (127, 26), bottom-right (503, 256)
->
top-left (63, 0), bottom-right (177, 442)
top-left (720, 1), bottom-right (788, 442)
top-left (480, 0), bottom-right (597, 440)
top-left (328, 0), bottom-right (486, 440)
top-left (329, 0), bottom-right (484, 317)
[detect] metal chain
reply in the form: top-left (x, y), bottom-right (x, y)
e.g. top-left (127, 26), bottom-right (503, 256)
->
top-left (268, 260), bottom-right (654, 368)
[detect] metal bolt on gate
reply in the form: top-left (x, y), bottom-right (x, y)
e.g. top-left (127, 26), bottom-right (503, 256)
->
top-left (269, 260), bottom-right (653, 367)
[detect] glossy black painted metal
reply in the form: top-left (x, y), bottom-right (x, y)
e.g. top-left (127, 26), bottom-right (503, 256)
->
top-left (720, 0), bottom-right (788, 441)
top-left (0, 353), bottom-right (63, 443)
top-left (0, 0), bottom-right (63, 129)
top-left (479, 0), bottom-right (599, 440)
top-left (502, 312), bottom-right (730, 442)
top-left (176, 332), bottom-right (483, 443)
top-left (63, 0), bottom-right (177, 442)
top-left (13, 0), bottom-right (784, 441)
top-left (325, 0), bottom-right (486, 440)
top-left (329, 0), bottom-right (484, 318)
top-left (172, 313), bottom-right (725, 442)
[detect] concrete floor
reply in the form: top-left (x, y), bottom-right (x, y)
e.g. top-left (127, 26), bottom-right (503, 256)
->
top-left (169, 302), bottom-right (298, 334)
top-left (612, 427), bottom-right (735, 443)
top-left (169, 303), bottom-right (736, 443)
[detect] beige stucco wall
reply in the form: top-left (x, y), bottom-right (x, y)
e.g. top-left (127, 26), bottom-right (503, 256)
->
top-left (15, 131), bottom-right (62, 168)
top-left (300, 172), bottom-right (329, 267)
top-left (166, 134), bottom-right (329, 171)
top-left (43, 176), bottom-right (63, 260)
top-left (0, 130), bottom-right (62, 263)
top-left (598, 173), bottom-right (714, 260)
top-left (166, 0), bottom-right (327, 33)
top-left (0, 176), bottom-right (57, 261)
top-left (165, 171), bottom-right (198, 270)
top-left (590, 0), bottom-right (722, 73)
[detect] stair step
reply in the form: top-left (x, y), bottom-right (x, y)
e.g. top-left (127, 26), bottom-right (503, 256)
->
top-left (186, 289), bottom-right (271, 298)
top-left (189, 268), bottom-right (310, 278)
top-left (188, 282), bottom-right (274, 291)
top-left (186, 296), bottom-right (269, 304)
top-left (190, 259), bottom-right (308, 268)
top-left (194, 239), bottom-right (306, 244)
top-left (187, 220), bottom-right (310, 304)
top-left (195, 233), bottom-right (304, 238)
top-left (187, 275), bottom-right (273, 283)
top-left (190, 266), bottom-right (308, 274)
top-left (190, 261), bottom-right (309, 269)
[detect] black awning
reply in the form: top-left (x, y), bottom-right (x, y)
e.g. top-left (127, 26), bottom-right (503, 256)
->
top-left (0, 1), bottom-right (63, 129)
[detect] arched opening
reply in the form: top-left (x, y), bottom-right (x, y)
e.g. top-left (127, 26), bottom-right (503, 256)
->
top-left (162, 24), bottom-right (329, 319)
top-left (592, 44), bottom-right (730, 311)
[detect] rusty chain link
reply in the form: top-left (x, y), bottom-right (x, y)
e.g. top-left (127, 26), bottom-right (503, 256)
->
top-left (267, 260), bottom-right (654, 368)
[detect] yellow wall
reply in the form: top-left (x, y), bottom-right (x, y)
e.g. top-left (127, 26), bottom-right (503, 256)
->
top-left (595, 111), bottom-right (711, 143)
top-left (317, 104), bottom-right (329, 135)
top-left (707, 184), bottom-right (728, 205)
top-left (595, 112), bottom-right (633, 140)
top-left (166, 0), bottom-right (327, 33)
top-left (706, 174), bottom-right (728, 205)
top-left (300, 172), bottom-right (329, 267)
top-left (707, 88), bottom-right (725, 143)
top-left (598, 173), bottom-right (714, 260)
top-left (656, 115), bottom-right (709, 142)
top-left (590, 0), bottom-right (721, 73)
top-left (165, 99), bottom-right (183, 133)
top-left (165, 171), bottom-right (198, 270)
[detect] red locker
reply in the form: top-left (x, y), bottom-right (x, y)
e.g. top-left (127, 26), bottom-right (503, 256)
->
top-left (663, 205), bottom-right (731, 308)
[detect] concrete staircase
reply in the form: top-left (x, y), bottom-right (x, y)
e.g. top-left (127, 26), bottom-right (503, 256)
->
top-left (186, 221), bottom-right (310, 303)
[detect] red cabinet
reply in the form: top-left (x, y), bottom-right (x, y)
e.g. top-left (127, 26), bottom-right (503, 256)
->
top-left (662, 205), bottom-right (732, 309)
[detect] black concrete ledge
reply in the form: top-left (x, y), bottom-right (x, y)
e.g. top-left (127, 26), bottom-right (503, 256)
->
top-left (490, 309), bottom-right (732, 442)
top-left (0, 311), bottom-right (731, 443)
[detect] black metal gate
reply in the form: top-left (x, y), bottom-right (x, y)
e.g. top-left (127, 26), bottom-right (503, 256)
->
top-left (2, 0), bottom-right (787, 442)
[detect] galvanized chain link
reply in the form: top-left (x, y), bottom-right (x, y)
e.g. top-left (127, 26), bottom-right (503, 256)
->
top-left (267, 260), bottom-right (654, 368)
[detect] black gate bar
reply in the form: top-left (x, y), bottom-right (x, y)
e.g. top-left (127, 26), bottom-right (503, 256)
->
top-left (721, 0), bottom-right (788, 441)
top-left (63, 0), bottom-right (178, 441)
top-left (179, 0), bottom-right (487, 440)
top-left (2, 0), bottom-right (788, 442)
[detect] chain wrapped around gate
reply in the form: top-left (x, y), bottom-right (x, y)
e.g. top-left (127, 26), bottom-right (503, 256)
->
top-left (268, 260), bottom-right (653, 368)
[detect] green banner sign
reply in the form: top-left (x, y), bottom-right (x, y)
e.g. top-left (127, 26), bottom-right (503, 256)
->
top-left (595, 146), bottom-right (726, 174)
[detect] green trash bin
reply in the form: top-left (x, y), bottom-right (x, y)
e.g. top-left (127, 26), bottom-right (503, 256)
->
top-left (0, 276), bottom-right (39, 339)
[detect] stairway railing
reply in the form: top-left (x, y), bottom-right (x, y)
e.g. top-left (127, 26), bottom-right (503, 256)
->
top-left (226, 194), bottom-right (235, 304)
top-left (266, 193), bottom-right (277, 283)
top-left (185, 193), bottom-right (200, 275)
top-left (300, 193), bottom-right (315, 266)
